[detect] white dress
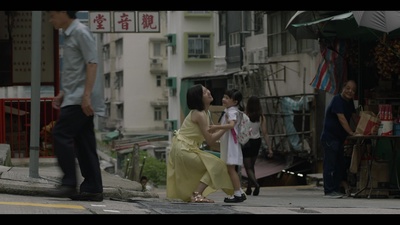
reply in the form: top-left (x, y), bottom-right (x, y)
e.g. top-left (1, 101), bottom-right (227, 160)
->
top-left (219, 106), bottom-right (243, 165)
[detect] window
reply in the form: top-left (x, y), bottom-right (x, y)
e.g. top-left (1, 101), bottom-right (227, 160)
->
top-left (117, 104), bottom-right (124, 119)
top-left (153, 42), bottom-right (161, 57)
top-left (115, 71), bottom-right (123, 88)
top-left (185, 33), bottom-right (213, 61)
top-left (103, 44), bottom-right (110, 60)
top-left (298, 39), bottom-right (318, 54)
top-left (218, 11), bottom-right (226, 45)
top-left (156, 75), bottom-right (161, 87)
top-left (229, 32), bottom-right (240, 47)
top-left (283, 11), bottom-right (297, 55)
top-left (115, 38), bottom-right (123, 57)
top-left (267, 11), bottom-right (297, 57)
top-left (105, 102), bottom-right (110, 117)
top-left (243, 11), bottom-right (252, 32)
top-left (104, 73), bottom-right (110, 88)
top-left (154, 107), bottom-right (162, 121)
top-left (254, 11), bottom-right (264, 34)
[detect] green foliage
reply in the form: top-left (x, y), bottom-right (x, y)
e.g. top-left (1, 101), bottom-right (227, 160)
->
top-left (138, 150), bottom-right (166, 187)
top-left (99, 139), bottom-right (167, 187)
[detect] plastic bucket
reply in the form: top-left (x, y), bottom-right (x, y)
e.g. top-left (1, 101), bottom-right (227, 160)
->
top-left (379, 120), bottom-right (393, 136)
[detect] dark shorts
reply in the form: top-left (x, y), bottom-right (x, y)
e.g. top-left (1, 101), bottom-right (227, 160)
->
top-left (241, 138), bottom-right (262, 158)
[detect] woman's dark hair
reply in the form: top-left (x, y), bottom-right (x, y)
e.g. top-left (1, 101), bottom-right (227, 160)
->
top-left (245, 95), bottom-right (262, 122)
top-left (224, 88), bottom-right (244, 111)
top-left (187, 84), bottom-right (205, 111)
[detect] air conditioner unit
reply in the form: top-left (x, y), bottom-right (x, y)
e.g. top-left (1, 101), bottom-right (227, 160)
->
top-left (247, 52), bottom-right (256, 70)
top-left (258, 49), bottom-right (264, 63)
top-left (151, 58), bottom-right (162, 64)
top-left (263, 47), bottom-right (268, 60)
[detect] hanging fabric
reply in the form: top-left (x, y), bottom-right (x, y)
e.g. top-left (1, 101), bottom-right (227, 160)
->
top-left (310, 38), bottom-right (348, 94)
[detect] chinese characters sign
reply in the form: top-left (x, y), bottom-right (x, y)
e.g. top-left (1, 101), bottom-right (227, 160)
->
top-left (89, 11), bottom-right (159, 33)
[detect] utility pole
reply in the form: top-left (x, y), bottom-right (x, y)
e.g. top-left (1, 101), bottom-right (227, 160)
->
top-left (29, 11), bottom-right (42, 178)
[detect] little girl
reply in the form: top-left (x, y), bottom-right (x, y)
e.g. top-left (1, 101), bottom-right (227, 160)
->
top-left (209, 89), bottom-right (246, 203)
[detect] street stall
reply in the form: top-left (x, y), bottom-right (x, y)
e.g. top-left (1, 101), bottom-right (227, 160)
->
top-left (349, 12), bottom-right (400, 198)
top-left (287, 11), bottom-right (400, 198)
top-left (347, 135), bottom-right (400, 198)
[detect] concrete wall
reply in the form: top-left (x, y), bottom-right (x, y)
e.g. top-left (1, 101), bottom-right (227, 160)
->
top-left (0, 144), bottom-right (12, 166)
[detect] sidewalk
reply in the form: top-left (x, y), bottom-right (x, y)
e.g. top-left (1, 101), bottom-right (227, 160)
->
top-left (0, 159), bottom-right (158, 200)
top-left (148, 184), bottom-right (400, 214)
top-left (1, 158), bottom-right (400, 214)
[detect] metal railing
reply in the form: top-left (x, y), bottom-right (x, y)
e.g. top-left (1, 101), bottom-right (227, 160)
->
top-left (0, 98), bottom-right (57, 158)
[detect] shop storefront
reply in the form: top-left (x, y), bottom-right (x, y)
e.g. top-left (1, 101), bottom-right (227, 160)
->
top-left (288, 11), bottom-right (400, 197)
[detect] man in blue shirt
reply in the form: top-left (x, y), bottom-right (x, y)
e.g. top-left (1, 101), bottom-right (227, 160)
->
top-left (321, 80), bottom-right (358, 198)
top-left (48, 11), bottom-right (105, 202)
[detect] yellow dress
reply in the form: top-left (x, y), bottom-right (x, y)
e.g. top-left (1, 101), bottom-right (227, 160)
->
top-left (167, 110), bottom-right (234, 202)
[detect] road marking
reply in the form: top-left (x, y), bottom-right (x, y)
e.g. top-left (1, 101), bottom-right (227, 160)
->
top-left (103, 209), bottom-right (120, 213)
top-left (0, 201), bottom-right (85, 209)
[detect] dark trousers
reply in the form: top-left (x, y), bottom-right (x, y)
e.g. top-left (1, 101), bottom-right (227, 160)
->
top-left (322, 140), bottom-right (345, 194)
top-left (52, 105), bottom-right (103, 193)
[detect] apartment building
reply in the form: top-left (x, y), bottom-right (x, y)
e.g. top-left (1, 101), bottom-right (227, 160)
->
top-left (166, 11), bottom-right (319, 129)
top-left (100, 11), bottom-right (169, 134)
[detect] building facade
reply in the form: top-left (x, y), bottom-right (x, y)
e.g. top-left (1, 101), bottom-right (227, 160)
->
top-left (100, 11), bottom-right (169, 134)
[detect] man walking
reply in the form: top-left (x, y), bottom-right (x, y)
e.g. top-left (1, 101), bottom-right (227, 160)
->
top-left (48, 11), bottom-right (106, 202)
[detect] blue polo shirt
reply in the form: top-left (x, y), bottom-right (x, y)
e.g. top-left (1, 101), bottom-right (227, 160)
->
top-left (321, 94), bottom-right (356, 143)
top-left (60, 19), bottom-right (105, 117)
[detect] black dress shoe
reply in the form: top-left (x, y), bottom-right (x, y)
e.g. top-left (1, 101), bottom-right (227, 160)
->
top-left (48, 186), bottom-right (77, 198)
top-left (224, 194), bottom-right (245, 203)
top-left (253, 186), bottom-right (260, 196)
top-left (70, 192), bottom-right (103, 202)
top-left (245, 188), bottom-right (252, 195)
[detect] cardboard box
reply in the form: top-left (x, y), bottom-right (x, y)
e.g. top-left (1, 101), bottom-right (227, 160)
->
top-left (356, 160), bottom-right (390, 197)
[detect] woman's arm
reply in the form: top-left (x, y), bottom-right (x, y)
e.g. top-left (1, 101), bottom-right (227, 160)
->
top-left (208, 121), bottom-right (235, 132)
top-left (192, 110), bottom-right (227, 146)
top-left (208, 112), bottom-right (235, 133)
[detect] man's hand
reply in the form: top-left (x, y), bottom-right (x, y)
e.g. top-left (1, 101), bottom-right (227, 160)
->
top-left (52, 92), bottom-right (64, 110)
top-left (81, 95), bottom-right (94, 116)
